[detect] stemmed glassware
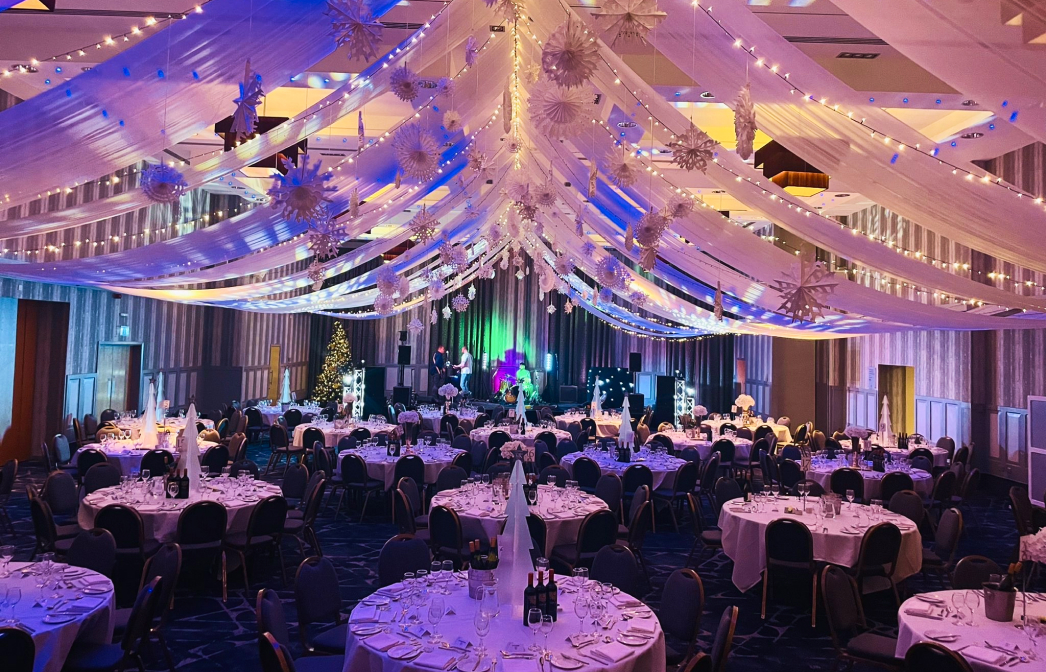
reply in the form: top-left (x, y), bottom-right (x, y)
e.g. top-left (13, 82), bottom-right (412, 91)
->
top-left (0, 545), bottom-right (14, 578)
top-left (540, 614), bottom-right (554, 659)
top-left (574, 594), bottom-right (590, 634)
top-left (3, 586), bottom-right (20, 624)
top-left (845, 489), bottom-right (856, 511)
top-left (473, 608), bottom-right (490, 659)
top-left (527, 608), bottom-right (543, 651)
top-left (427, 596), bottom-right (445, 643)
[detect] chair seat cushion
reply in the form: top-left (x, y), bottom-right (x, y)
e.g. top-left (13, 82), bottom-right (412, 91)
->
top-left (921, 548), bottom-right (944, 567)
top-left (664, 643), bottom-right (686, 666)
top-left (225, 532), bottom-right (276, 549)
top-left (287, 509), bottom-right (305, 520)
top-left (846, 633), bottom-right (900, 663)
top-left (295, 654), bottom-right (347, 672)
top-left (56, 523), bottom-right (82, 539)
top-left (110, 607), bottom-right (131, 637)
top-left (617, 524), bottom-right (629, 538)
top-left (55, 537), bottom-right (74, 554)
top-left (414, 514), bottom-right (429, 528)
top-left (312, 623), bottom-right (348, 654)
top-left (700, 530), bottom-right (722, 546)
top-left (62, 642), bottom-right (125, 671)
top-left (284, 518), bottom-right (305, 534)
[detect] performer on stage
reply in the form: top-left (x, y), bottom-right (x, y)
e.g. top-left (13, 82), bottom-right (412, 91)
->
top-left (453, 346), bottom-right (473, 396)
top-left (430, 345), bottom-right (447, 393)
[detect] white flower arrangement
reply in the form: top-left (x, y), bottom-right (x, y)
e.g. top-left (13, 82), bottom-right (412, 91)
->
top-left (693, 405), bottom-right (708, 418)
top-left (500, 440), bottom-right (534, 462)
top-left (438, 383), bottom-right (459, 399)
top-left (342, 392), bottom-right (357, 404)
top-left (844, 425), bottom-right (872, 440)
top-left (1020, 528), bottom-right (1046, 564)
top-left (734, 394), bottom-right (755, 411)
top-left (397, 410), bottom-right (420, 424)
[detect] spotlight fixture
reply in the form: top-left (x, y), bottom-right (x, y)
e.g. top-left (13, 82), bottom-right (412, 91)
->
top-left (699, 91), bottom-right (715, 99)
top-left (960, 132), bottom-right (983, 139)
top-left (961, 99), bottom-right (978, 107)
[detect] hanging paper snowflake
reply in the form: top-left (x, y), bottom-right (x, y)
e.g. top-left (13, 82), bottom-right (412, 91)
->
top-left (639, 247), bottom-right (657, 272)
top-left (399, 275), bottom-right (411, 298)
top-left (598, 287), bottom-right (615, 304)
top-left (771, 257), bottom-right (838, 323)
top-left (307, 208), bottom-right (345, 260)
top-left (554, 255), bottom-right (576, 276)
top-left (529, 79), bottom-right (590, 139)
top-left (564, 299), bottom-right (576, 314)
top-left (714, 281), bottom-right (724, 322)
top-left (430, 307), bottom-right (438, 324)
top-left (268, 155), bottom-right (335, 222)
top-left (376, 264), bottom-right (401, 297)
top-left (357, 111), bottom-right (365, 156)
top-left (592, 0), bottom-right (667, 46)
top-left (604, 148), bottom-right (641, 188)
top-left (443, 110), bottom-right (462, 133)
top-left (624, 221), bottom-right (634, 251)
top-left (595, 255), bottom-right (629, 290)
top-left (408, 205), bottom-right (439, 243)
top-left (390, 65), bottom-right (420, 102)
top-left (582, 241), bottom-right (596, 257)
top-left (664, 194), bottom-right (694, 219)
top-left (542, 18), bottom-right (598, 88)
top-left (574, 211), bottom-right (584, 236)
top-left (230, 60), bottom-right (264, 138)
top-left (671, 124), bottom-right (717, 172)
top-left (547, 304), bottom-right (557, 315)
top-left (467, 149), bottom-right (492, 178)
top-left (515, 270), bottom-right (525, 280)
top-left (393, 123), bottom-right (441, 181)
top-left (140, 163), bottom-right (188, 204)
top-left (464, 35), bottom-right (479, 68)
top-left (533, 178), bottom-right (558, 209)
top-left (407, 317), bottom-right (425, 337)
top-left (308, 259), bottom-right (325, 291)
top-left (629, 289), bottom-right (648, 308)
top-left (463, 200), bottom-right (480, 220)
top-left (428, 278), bottom-right (447, 301)
top-left (538, 265), bottom-right (556, 297)
top-left (484, 0), bottom-right (524, 21)
top-left (327, 0), bottom-right (383, 62)
top-left (516, 201), bottom-right (539, 223)
top-left (451, 294), bottom-right (470, 313)
top-left (433, 77), bottom-right (454, 100)
top-left (442, 305), bottom-right (452, 320)
top-left (349, 188), bottom-right (361, 219)
top-left (734, 81), bottom-right (757, 161)
top-left (556, 279), bottom-right (570, 294)
top-left (502, 85), bottom-right (513, 134)
top-left (374, 293), bottom-right (395, 316)
top-left (487, 222), bottom-right (504, 246)
top-left (479, 262), bottom-right (496, 279)
top-left (499, 251), bottom-right (510, 270)
top-left (468, 285), bottom-right (477, 300)
top-left (588, 163), bottom-right (597, 198)
top-left (635, 208), bottom-right (670, 248)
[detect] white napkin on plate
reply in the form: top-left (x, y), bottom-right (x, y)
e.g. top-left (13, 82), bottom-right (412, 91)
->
top-left (414, 649), bottom-right (457, 669)
top-left (590, 642), bottom-right (633, 663)
top-left (610, 592), bottom-right (641, 608)
top-left (628, 619), bottom-right (656, 635)
top-left (961, 646), bottom-right (1009, 665)
top-left (364, 632), bottom-right (402, 652)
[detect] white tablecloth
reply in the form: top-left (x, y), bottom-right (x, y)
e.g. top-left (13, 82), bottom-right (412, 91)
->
top-left (650, 432), bottom-right (754, 462)
top-left (78, 480), bottom-right (283, 543)
top-left (342, 577), bottom-right (666, 672)
top-left (469, 427), bottom-right (572, 449)
top-left (74, 439), bottom-right (218, 476)
top-left (805, 465), bottom-right (934, 500)
top-left (336, 446), bottom-right (465, 490)
top-left (702, 419), bottom-right (792, 444)
top-left (114, 417), bottom-right (213, 440)
top-left (419, 410), bottom-right (480, 432)
top-left (896, 590), bottom-right (1045, 672)
top-left (293, 422), bottom-right (360, 449)
top-left (1, 562), bottom-right (115, 672)
top-left (560, 449), bottom-right (686, 491)
top-left (883, 445), bottom-right (950, 468)
top-left (431, 485), bottom-right (609, 556)
top-left (556, 413), bottom-right (623, 437)
top-left (719, 497), bottom-right (923, 592)
top-left (254, 405), bottom-right (320, 426)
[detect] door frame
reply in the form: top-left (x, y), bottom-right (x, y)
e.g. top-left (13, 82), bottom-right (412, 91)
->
top-left (96, 341), bottom-right (143, 413)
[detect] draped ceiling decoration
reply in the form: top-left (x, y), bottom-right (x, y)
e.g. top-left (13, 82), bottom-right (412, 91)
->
top-left (2, 0), bottom-right (1046, 339)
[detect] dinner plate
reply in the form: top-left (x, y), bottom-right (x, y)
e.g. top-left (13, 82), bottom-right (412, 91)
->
top-left (915, 595), bottom-right (945, 605)
top-left (455, 656), bottom-right (492, 671)
top-left (362, 596), bottom-right (390, 607)
top-left (924, 630), bottom-right (959, 643)
top-left (63, 567), bottom-right (88, 577)
top-left (617, 634), bottom-right (649, 646)
top-left (43, 613), bottom-right (77, 624)
top-left (82, 584), bottom-right (112, 595)
top-left (388, 644), bottom-right (422, 660)
top-left (549, 653), bottom-right (585, 670)
top-left (350, 624), bottom-right (383, 636)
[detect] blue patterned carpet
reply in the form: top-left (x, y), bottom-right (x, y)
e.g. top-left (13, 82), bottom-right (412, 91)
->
top-left (7, 441), bottom-right (1031, 672)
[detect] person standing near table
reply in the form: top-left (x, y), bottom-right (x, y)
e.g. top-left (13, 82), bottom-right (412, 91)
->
top-left (454, 346), bottom-right (473, 396)
top-left (430, 345), bottom-right (447, 393)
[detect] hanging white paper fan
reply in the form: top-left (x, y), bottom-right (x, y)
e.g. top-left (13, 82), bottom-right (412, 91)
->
top-left (555, 255), bottom-right (576, 276)
top-left (268, 155), bottom-right (335, 222)
top-left (308, 260), bottom-right (325, 291)
top-left (408, 205), bottom-right (439, 243)
top-left (734, 81), bottom-right (757, 161)
top-left (629, 289), bottom-right (648, 309)
top-left (663, 194), bottom-right (694, 219)
top-left (443, 110), bottom-right (462, 133)
top-left (671, 123), bottom-right (717, 172)
top-left (528, 79), bottom-right (590, 139)
top-left (374, 294), bottom-right (395, 316)
top-left (437, 76), bottom-right (455, 99)
top-left (140, 164), bottom-right (188, 204)
top-left (595, 255), bottom-right (629, 290)
top-left (635, 208), bottom-right (670, 248)
top-left (393, 122), bottom-right (441, 181)
top-left (541, 18), bottom-right (598, 88)
top-left (604, 147), bottom-right (641, 188)
top-left (533, 177), bottom-right (558, 209)
top-left (376, 264), bottom-right (401, 297)
top-left (592, 0), bottom-right (667, 46)
top-left (639, 247), bottom-right (657, 272)
top-left (326, 0), bottom-right (383, 62)
top-left (407, 317), bottom-right (425, 337)
top-left (390, 64), bottom-right (420, 102)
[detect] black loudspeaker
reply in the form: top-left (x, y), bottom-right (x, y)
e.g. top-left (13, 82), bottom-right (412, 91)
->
top-left (629, 352), bottom-right (642, 373)
top-left (363, 367), bottom-right (386, 419)
top-left (399, 330), bottom-right (407, 342)
top-left (392, 385), bottom-right (411, 406)
top-left (397, 345), bottom-right (412, 366)
top-left (652, 375), bottom-right (677, 428)
top-left (560, 385), bottom-right (578, 404)
top-left (627, 393), bottom-right (645, 419)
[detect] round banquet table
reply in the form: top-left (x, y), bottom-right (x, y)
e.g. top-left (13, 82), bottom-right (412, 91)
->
top-left (560, 448), bottom-right (687, 491)
top-left (883, 445), bottom-right (950, 468)
top-left (342, 575), bottom-right (666, 672)
top-left (0, 561), bottom-right (115, 672)
top-left (335, 444), bottom-right (465, 490)
top-left (469, 426), bottom-right (572, 449)
top-left (896, 589), bottom-right (1045, 672)
top-left (78, 478), bottom-right (284, 543)
top-left (556, 412), bottom-right (623, 437)
top-left (254, 405), bottom-right (318, 426)
top-left (430, 484), bottom-right (609, 556)
top-left (805, 464), bottom-right (934, 500)
top-left (293, 422), bottom-right (357, 448)
top-left (718, 496), bottom-right (923, 592)
top-left (114, 417), bottom-right (213, 440)
top-left (419, 409), bottom-right (480, 432)
top-left (73, 439), bottom-right (218, 476)
top-left (649, 432), bottom-right (753, 462)
top-left (702, 418), bottom-right (793, 444)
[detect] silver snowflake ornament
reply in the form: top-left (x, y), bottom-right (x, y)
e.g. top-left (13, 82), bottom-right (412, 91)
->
top-left (230, 60), bottom-right (264, 138)
top-left (734, 81), bottom-right (757, 161)
top-left (390, 64), bottom-right (420, 102)
top-left (451, 294), bottom-right (470, 313)
top-left (430, 307), bottom-right (438, 325)
top-left (307, 259), bottom-right (325, 291)
top-left (407, 318), bottom-right (425, 337)
top-left (547, 304), bottom-right (557, 315)
top-left (771, 257), bottom-right (838, 323)
top-left (671, 124), bottom-right (717, 172)
top-left (542, 18), bottom-right (598, 88)
top-left (374, 293), bottom-right (395, 316)
top-left (442, 305), bottom-right (452, 320)
top-left (564, 299), bottom-right (576, 314)
top-left (327, 0), bottom-right (383, 62)
top-left (393, 122), bottom-right (441, 181)
top-left (593, 0), bottom-right (667, 47)
top-left (408, 205), bottom-right (439, 243)
top-left (140, 163), bottom-right (188, 204)
top-left (268, 155), bottom-right (335, 222)
top-left (307, 208), bottom-right (345, 261)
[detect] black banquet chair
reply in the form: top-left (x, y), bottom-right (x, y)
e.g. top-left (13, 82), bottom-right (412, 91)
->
top-left (904, 642), bottom-right (973, 672)
top-left (659, 568), bottom-right (705, 666)
top-left (762, 518), bottom-right (818, 626)
top-left (0, 627), bottom-right (35, 672)
top-left (589, 543), bottom-right (641, 598)
top-left (378, 534), bottom-right (431, 587)
top-left (62, 576), bottom-right (164, 672)
top-left (820, 565), bottom-right (901, 671)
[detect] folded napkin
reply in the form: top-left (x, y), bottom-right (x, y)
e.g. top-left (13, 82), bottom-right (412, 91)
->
top-left (961, 646), bottom-right (1009, 665)
top-left (902, 606), bottom-right (942, 620)
top-left (499, 658), bottom-right (539, 672)
top-left (414, 649), bottom-right (457, 669)
top-left (352, 606), bottom-right (378, 622)
top-left (627, 619), bottom-right (656, 635)
top-left (73, 596), bottom-right (105, 609)
top-left (363, 632), bottom-right (403, 652)
top-left (590, 642), bottom-right (633, 663)
top-left (568, 633), bottom-right (599, 648)
top-left (610, 593), bottom-right (641, 609)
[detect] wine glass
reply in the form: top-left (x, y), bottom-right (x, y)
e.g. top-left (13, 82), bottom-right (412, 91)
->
top-left (4, 587), bottom-right (19, 624)
top-left (167, 479), bottom-right (180, 499)
top-left (574, 595), bottom-right (590, 634)
top-left (473, 608), bottom-right (490, 658)
top-left (480, 584), bottom-right (500, 619)
top-left (845, 489), bottom-right (855, 510)
top-left (588, 594), bottom-right (606, 630)
top-left (950, 592), bottom-right (967, 626)
top-left (540, 614), bottom-right (555, 658)
top-left (0, 545), bottom-right (14, 578)
top-left (141, 469), bottom-right (151, 482)
top-left (963, 590), bottom-right (981, 622)
top-left (527, 608), bottom-right (543, 651)
top-left (427, 596), bottom-right (445, 643)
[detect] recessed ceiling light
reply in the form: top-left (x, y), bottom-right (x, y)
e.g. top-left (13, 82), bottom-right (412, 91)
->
top-left (13, 64), bottom-right (38, 73)
top-left (960, 132), bottom-right (983, 139)
top-left (616, 120), bottom-right (637, 128)
top-left (961, 99), bottom-right (978, 106)
top-left (834, 193), bottom-right (851, 198)
top-left (699, 91), bottom-right (714, 99)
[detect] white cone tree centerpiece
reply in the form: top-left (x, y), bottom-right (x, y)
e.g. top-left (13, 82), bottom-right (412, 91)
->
top-left (618, 394), bottom-right (634, 451)
top-left (140, 380), bottom-right (159, 448)
top-left (280, 368), bottom-right (292, 405)
top-left (177, 403), bottom-right (202, 497)
top-left (878, 395), bottom-right (895, 447)
top-left (497, 460), bottom-right (534, 611)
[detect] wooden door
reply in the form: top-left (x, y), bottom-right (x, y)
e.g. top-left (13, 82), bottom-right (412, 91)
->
top-left (267, 345), bottom-right (281, 401)
top-left (96, 343), bottom-right (142, 413)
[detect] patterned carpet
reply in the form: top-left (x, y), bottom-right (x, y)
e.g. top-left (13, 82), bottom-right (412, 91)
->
top-left (6, 440), bottom-right (1031, 672)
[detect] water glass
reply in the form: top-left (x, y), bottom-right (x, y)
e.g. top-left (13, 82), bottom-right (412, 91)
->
top-left (573, 595), bottom-right (590, 633)
top-left (473, 608), bottom-right (491, 657)
top-left (427, 596), bottom-right (445, 643)
top-left (845, 489), bottom-right (856, 509)
top-left (540, 614), bottom-right (555, 657)
top-left (4, 586), bottom-right (20, 624)
top-left (0, 545), bottom-right (13, 577)
top-left (527, 608), bottom-right (543, 650)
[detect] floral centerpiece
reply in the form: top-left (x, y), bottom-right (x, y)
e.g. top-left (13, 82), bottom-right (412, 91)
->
top-left (693, 405), bottom-right (708, 420)
top-left (437, 383), bottom-right (459, 412)
top-left (844, 425), bottom-right (872, 440)
top-left (398, 410), bottom-right (420, 424)
top-left (500, 440), bottom-right (534, 463)
top-left (734, 394), bottom-right (755, 424)
top-left (1018, 529), bottom-right (1046, 625)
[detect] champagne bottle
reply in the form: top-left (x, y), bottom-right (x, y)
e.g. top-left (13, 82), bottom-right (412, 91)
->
top-left (535, 571), bottom-right (547, 615)
top-left (546, 570), bottom-right (558, 620)
top-left (487, 537), bottom-right (499, 569)
top-left (524, 573), bottom-right (537, 626)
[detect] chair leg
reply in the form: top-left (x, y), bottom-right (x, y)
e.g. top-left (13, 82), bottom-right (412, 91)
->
top-left (277, 542), bottom-right (287, 586)
top-left (761, 569), bottom-right (768, 619)
top-left (667, 498), bottom-right (679, 532)
top-left (686, 537), bottom-right (699, 568)
top-left (360, 491), bottom-right (372, 523)
top-left (335, 490), bottom-right (347, 520)
top-left (156, 630), bottom-right (176, 672)
top-left (811, 574), bottom-right (818, 628)
top-left (221, 551), bottom-right (228, 603)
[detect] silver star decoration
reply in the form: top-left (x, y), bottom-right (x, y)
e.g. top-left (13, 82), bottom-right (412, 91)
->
top-left (547, 304), bottom-right (557, 315)
top-left (430, 307), bottom-right (438, 325)
top-left (442, 305), bottom-right (452, 320)
top-left (451, 294), bottom-right (470, 313)
top-left (408, 205), bottom-right (439, 243)
top-left (307, 207), bottom-right (345, 261)
top-left (671, 123), bottom-right (717, 172)
top-left (326, 0), bottom-right (383, 62)
top-left (230, 60), bottom-right (264, 138)
top-left (592, 0), bottom-right (667, 47)
top-left (771, 256), bottom-right (838, 323)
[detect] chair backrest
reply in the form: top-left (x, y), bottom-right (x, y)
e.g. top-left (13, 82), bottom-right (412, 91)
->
top-left (778, 460), bottom-right (802, 489)
top-left (141, 542), bottom-right (182, 625)
top-left (336, 436), bottom-right (356, 453)
top-left (394, 455), bottom-right (425, 485)
top-left (856, 523), bottom-right (901, 576)
top-left (660, 568), bottom-right (705, 662)
top-left (879, 471), bottom-right (914, 503)
top-left (621, 464), bottom-right (653, 494)
top-left (1009, 486), bottom-right (1035, 536)
top-left (931, 469), bottom-right (958, 503)
top-left (42, 471), bottom-right (78, 516)
top-left (911, 456), bottom-right (933, 473)
top-left (280, 463), bottom-right (309, 500)
top-left (700, 453), bottom-right (720, 491)
top-left (378, 534), bottom-right (431, 587)
top-left (340, 453), bottom-right (370, 484)
top-left (887, 490), bottom-right (927, 528)
top-left (28, 494), bottom-right (57, 551)
top-left (76, 448), bottom-right (108, 478)
top-left (269, 424), bottom-right (289, 449)
top-left (202, 445), bottom-right (230, 474)
top-left (246, 496), bottom-right (289, 541)
top-left (904, 642), bottom-right (974, 672)
top-left (594, 474), bottom-right (622, 515)
top-left (67, 528), bottom-right (117, 575)
top-left (176, 500), bottom-right (228, 546)
top-left (935, 436), bottom-right (957, 458)
top-left (216, 418), bottom-right (230, 439)
top-left (452, 435), bottom-right (472, 453)
top-left (952, 445), bottom-right (970, 466)
top-left (284, 409), bottom-right (302, 428)
top-left (682, 653), bottom-right (712, 672)
top-left (934, 508), bottom-right (963, 563)
top-left (0, 626), bottom-right (35, 672)
top-left (487, 430), bottom-right (511, 452)
top-left (960, 467), bottom-right (980, 499)
top-left (829, 468), bottom-right (864, 502)
top-left (436, 466), bottom-right (467, 492)
top-left (231, 460), bottom-right (260, 478)
top-left (398, 477), bottom-right (423, 517)
top-left (572, 456), bottom-right (601, 489)
top-left (259, 632), bottom-right (295, 672)
top-left (310, 445), bottom-right (332, 478)
top-left (627, 485), bottom-right (650, 530)
top-left (95, 504), bottom-right (146, 552)
top-left (0, 459), bottom-right (17, 498)
top-left (52, 433), bottom-right (72, 464)
top-left (301, 428), bottom-right (324, 453)
top-left (140, 449), bottom-right (174, 478)
top-left (294, 556), bottom-right (342, 629)
top-left (952, 555), bottom-right (1001, 590)
top-left (576, 510), bottom-right (617, 554)
top-left (525, 514), bottom-right (547, 557)
top-left (709, 605), bottom-right (738, 672)
top-left (246, 408), bottom-right (264, 428)
top-left (713, 477), bottom-right (742, 512)
top-left (429, 505), bottom-right (463, 553)
top-left (711, 439), bottom-right (735, 464)
top-left (538, 465), bottom-right (570, 486)
top-left (589, 544), bottom-right (641, 597)
top-left (765, 518), bottom-right (813, 565)
top-left (820, 565), bottom-right (864, 647)
top-left (671, 460), bottom-right (699, 495)
top-left (791, 479), bottom-right (825, 498)
top-left (256, 588), bottom-right (290, 647)
top-left (555, 439), bottom-right (579, 459)
top-left (120, 576), bottom-right (165, 657)
top-left (84, 462), bottom-right (121, 494)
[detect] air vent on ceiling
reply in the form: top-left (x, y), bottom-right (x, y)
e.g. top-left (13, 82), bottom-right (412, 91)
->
top-left (960, 132), bottom-right (983, 139)
top-left (490, 25), bottom-right (506, 32)
top-left (785, 36), bottom-right (888, 45)
top-left (381, 21), bottom-right (425, 30)
top-left (837, 52), bottom-right (880, 59)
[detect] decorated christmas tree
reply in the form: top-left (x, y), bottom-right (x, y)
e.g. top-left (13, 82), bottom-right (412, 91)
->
top-left (878, 394), bottom-right (894, 447)
top-left (312, 322), bottom-right (351, 403)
